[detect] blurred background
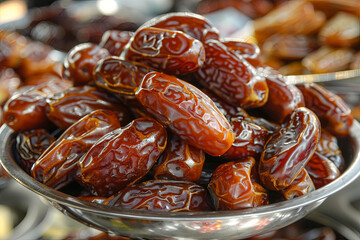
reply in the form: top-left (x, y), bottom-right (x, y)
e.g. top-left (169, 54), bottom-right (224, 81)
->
top-left (0, 0), bottom-right (359, 239)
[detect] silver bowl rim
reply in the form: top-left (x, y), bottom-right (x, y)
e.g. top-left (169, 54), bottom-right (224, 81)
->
top-left (1, 122), bottom-right (360, 221)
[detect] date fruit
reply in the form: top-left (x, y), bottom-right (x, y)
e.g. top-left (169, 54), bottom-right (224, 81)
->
top-left (135, 72), bottom-right (235, 156)
top-left (280, 169), bottom-right (315, 200)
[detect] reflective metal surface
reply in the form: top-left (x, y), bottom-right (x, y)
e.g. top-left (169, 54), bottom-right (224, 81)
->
top-left (1, 123), bottom-right (360, 239)
top-left (285, 69), bottom-right (360, 85)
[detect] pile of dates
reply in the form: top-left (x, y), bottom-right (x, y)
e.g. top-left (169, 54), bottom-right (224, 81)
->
top-left (2, 12), bottom-right (354, 212)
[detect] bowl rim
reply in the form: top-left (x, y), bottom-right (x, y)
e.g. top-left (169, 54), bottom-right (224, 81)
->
top-left (1, 122), bottom-right (360, 221)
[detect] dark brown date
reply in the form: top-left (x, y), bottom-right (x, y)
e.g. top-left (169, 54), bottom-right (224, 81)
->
top-left (195, 39), bottom-right (268, 109)
top-left (259, 107), bottom-right (320, 191)
top-left (139, 12), bottom-right (220, 42)
top-left (3, 79), bottom-right (72, 132)
top-left (104, 180), bottom-right (211, 212)
top-left (46, 85), bottom-right (132, 130)
top-left (223, 117), bottom-right (271, 161)
top-left (99, 30), bottom-right (133, 56)
top-left (135, 72), bottom-right (235, 156)
top-left (316, 129), bottom-right (344, 172)
top-left (124, 27), bottom-right (205, 75)
top-left (94, 56), bottom-right (152, 95)
top-left (257, 66), bottom-right (305, 123)
top-left (297, 83), bottom-right (353, 136)
top-left (153, 132), bottom-right (205, 182)
top-left (221, 39), bottom-right (261, 67)
top-left (31, 109), bottom-right (121, 189)
top-left (305, 152), bottom-right (340, 189)
top-left (280, 169), bottom-right (315, 200)
top-left (15, 129), bottom-right (55, 174)
top-left (77, 117), bottom-right (167, 197)
top-left (63, 43), bottom-right (110, 86)
top-left (208, 157), bottom-right (269, 210)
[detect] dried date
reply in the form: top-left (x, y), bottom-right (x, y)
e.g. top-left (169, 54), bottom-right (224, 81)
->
top-left (105, 180), bottom-right (211, 212)
top-left (135, 72), bottom-right (235, 156)
top-left (208, 157), bottom-right (269, 210)
top-left (31, 109), bottom-right (121, 189)
top-left (297, 83), bottom-right (353, 136)
top-left (99, 30), bottom-right (133, 56)
top-left (259, 107), bottom-right (320, 191)
top-left (221, 39), bottom-right (261, 67)
top-left (77, 117), bottom-right (167, 197)
top-left (0, 67), bottom-right (22, 105)
top-left (195, 39), bottom-right (268, 109)
top-left (63, 43), bottom-right (110, 86)
top-left (124, 27), bottom-right (205, 75)
top-left (280, 169), bottom-right (315, 200)
top-left (153, 132), bottom-right (205, 182)
top-left (46, 85), bottom-right (132, 130)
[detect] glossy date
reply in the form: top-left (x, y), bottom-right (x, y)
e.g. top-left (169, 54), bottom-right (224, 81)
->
top-left (77, 117), bottom-right (167, 197)
top-left (124, 27), bottom-right (205, 75)
top-left (135, 72), bottom-right (235, 156)
top-left (105, 180), bottom-right (211, 212)
top-left (31, 109), bottom-right (121, 189)
top-left (259, 107), bottom-right (320, 191)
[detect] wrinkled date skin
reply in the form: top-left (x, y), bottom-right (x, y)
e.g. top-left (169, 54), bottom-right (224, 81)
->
top-left (208, 157), bottom-right (269, 210)
top-left (124, 27), bottom-right (205, 75)
top-left (280, 169), bottom-right (315, 200)
top-left (153, 132), bottom-right (205, 182)
top-left (104, 180), bottom-right (211, 212)
top-left (305, 152), bottom-right (340, 189)
top-left (195, 39), bottom-right (268, 109)
top-left (258, 66), bottom-right (305, 123)
top-left (135, 72), bottom-right (235, 156)
top-left (297, 83), bottom-right (353, 136)
top-left (316, 129), bottom-right (345, 172)
top-left (15, 129), bottom-right (55, 174)
top-left (46, 85), bottom-right (132, 130)
top-left (3, 79), bottom-right (72, 132)
top-left (223, 117), bottom-right (271, 161)
top-left (98, 30), bottom-right (133, 56)
top-left (259, 107), bottom-right (320, 191)
top-left (63, 43), bottom-right (110, 86)
top-left (139, 12), bottom-right (220, 42)
top-left (221, 39), bottom-right (261, 67)
top-left (94, 56), bottom-right (152, 95)
top-left (77, 117), bottom-right (167, 197)
top-left (31, 109), bottom-right (121, 189)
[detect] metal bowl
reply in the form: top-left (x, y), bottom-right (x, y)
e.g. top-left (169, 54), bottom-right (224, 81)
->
top-left (1, 123), bottom-right (360, 240)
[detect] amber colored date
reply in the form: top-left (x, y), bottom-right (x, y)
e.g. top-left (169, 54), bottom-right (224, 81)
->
top-left (208, 157), bottom-right (269, 210)
top-left (258, 66), bottom-right (305, 123)
top-left (259, 107), bottom-right (320, 191)
top-left (124, 27), bottom-right (205, 75)
top-left (139, 12), bottom-right (220, 42)
top-left (77, 117), bottom-right (167, 197)
top-left (153, 132), bottom-right (205, 182)
top-left (305, 152), bottom-right (340, 189)
top-left (195, 39), bottom-right (268, 109)
top-left (105, 180), bottom-right (211, 212)
top-left (15, 129), bottom-right (55, 174)
top-left (221, 39), bottom-right (261, 67)
top-left (46, 86), bottom-right (132, 130)
top-left (135, 72), bottom-right (235, 156)
top-left (223, 117), bottom-right (271, 161)
top-left (316, 129), bottom-right (344, 172)
top-left (94, 56), bottom-right (152, 95)
top-left (0, 30), bottom-right (28, 68)
top-left (297, 83), bottom-right (353, 136)
top-left (280, 169), bottom-right (315, 200)
top-left (99, 30), bottom-right (133, 56)
top-left (63, 43), bottom-right (110, 86)
top-left (3, 79), bottom-right (72, 132)
top-left (31, 109), bottom-right (121, 189)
